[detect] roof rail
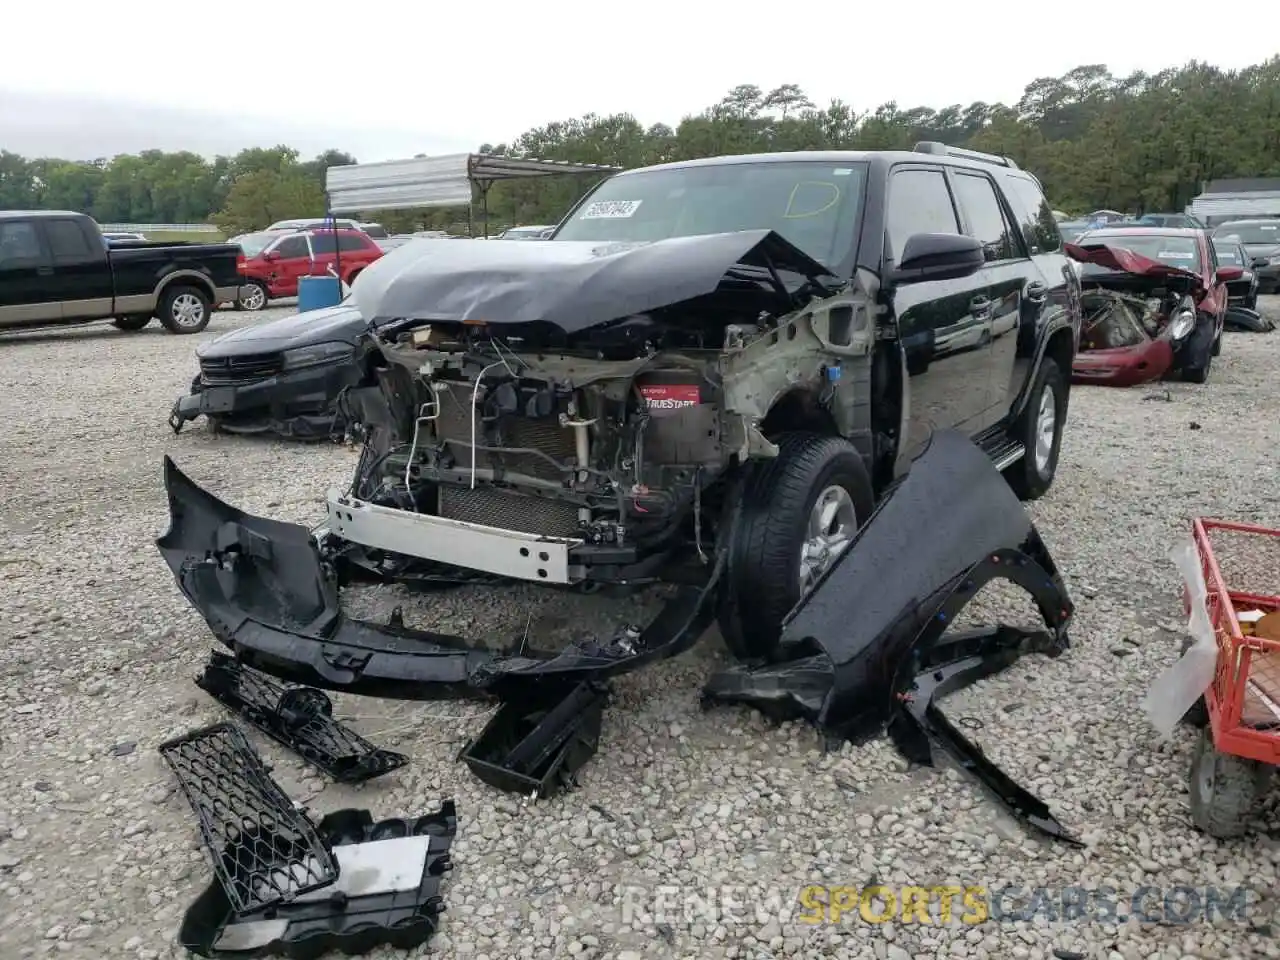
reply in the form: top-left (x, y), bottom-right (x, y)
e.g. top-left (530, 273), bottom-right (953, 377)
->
top-left (912, 141), bottom-right (1018, 170)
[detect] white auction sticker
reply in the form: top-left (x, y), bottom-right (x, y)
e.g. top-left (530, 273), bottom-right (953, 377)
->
top-left (579, 199), bottom-right (643, 219)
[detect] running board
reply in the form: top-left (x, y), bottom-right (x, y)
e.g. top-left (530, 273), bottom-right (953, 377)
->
top-left (989, 442), bottom-right (1025, 471)
top-left (971, 428), bottom-right (1025, 472)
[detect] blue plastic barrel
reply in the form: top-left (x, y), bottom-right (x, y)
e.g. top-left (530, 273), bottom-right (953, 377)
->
top-left (297, 275), bottom-right (342, 313)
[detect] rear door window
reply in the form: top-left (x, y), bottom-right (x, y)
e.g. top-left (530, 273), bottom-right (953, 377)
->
top-left (45, 218), bottom-right (97, 262)
top-left (1002, 174), bottom-right (1062, 254)
top-left (952, 173), bottom-right (1019, 262)
top-left (309, 233), bottom-right (337, 255)
top-left (337, 233), bottom-right (369, 252)
top-left (885, 167), bottom-right (960, 261)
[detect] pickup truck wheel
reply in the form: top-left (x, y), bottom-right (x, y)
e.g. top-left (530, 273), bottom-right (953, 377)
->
top-left (1003, 356), bottom-right (1066, 501)
top-left (159, 285), bottom-right (212, 334)
top-left (238, 281), bottom-right (268, 311)
top-left (718, 433), bottom-right (874, 662)
top-left (112, 315), bottom-right (151, 331)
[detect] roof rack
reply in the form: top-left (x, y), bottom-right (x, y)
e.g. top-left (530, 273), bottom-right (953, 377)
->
top-left (913, 141), bottom-right (1018, 170)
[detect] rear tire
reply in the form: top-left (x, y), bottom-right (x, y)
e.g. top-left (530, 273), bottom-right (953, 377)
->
top-left (112, 314), bottom-right (151, 332)
top-left (158, 285), bottom-right (212, 334)
top-left (717, 433), bottom-right (875, 662)
top-left (1003, 356), bottom-right (1066, 501)
top-left (238, 280), bottom-right (268, 311)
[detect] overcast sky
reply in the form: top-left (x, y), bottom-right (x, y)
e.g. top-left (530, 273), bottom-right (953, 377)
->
top-left (3, 2), bottom-right (1278, 163)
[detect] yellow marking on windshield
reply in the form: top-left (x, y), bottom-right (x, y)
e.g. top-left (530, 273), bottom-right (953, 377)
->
top-left (783, 181), bottom-right (841, 219)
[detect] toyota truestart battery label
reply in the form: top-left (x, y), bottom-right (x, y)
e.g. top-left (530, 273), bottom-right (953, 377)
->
top-left (640, 384), bottom-right (700, 414)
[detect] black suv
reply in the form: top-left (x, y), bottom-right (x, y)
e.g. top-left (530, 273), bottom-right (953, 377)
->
top-left (157, 139), bottom-right (1083, 677)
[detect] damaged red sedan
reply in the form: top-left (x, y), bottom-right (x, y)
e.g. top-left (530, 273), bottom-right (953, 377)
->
top-left (1067, 228), bottom-right (1240, 386)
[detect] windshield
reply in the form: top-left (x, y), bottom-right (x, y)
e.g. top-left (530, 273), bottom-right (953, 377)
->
top-left (1214, 221), bottom-right (1280, 244)
top-left (553, 160), bottom-right (868, 268)
top-left (1082, 232), bottom-right (1201, 271)
top-left (234, 232), bottom-right (276, 257)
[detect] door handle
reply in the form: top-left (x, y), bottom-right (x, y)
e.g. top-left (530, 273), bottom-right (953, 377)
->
top-left (1026, 281), bottom-right (1047, 302)
top-left (969, 296), bottom-right (993, 317)
top-left (36, 266), bottom-right (53, 276)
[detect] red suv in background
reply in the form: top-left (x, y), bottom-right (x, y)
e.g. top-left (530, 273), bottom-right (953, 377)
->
top-left (235, 229), bottom-right (383, 310)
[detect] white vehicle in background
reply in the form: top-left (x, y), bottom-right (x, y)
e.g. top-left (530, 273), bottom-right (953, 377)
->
top-left (264, 218), bottom-right (387, 237)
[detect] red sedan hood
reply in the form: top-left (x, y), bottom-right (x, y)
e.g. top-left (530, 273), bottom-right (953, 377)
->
top-left (1065, 242), bottom-right (1205, 294)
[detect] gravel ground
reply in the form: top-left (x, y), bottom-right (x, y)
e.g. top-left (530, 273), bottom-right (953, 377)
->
top-left (3, 301), bottom-right (1280, 960)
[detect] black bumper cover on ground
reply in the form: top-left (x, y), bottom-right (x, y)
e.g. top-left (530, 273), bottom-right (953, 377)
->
top-left (155, 455), bottom-right (721, 702)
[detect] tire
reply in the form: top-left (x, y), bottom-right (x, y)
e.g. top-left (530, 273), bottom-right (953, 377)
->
top-left (346, 269), bottom-right (362, 287)
top-left (1181, 317), bottom-right (1215, 383)
top-left (112, 314), bottom-right (151, 332)
top-left (1188, 727), bottom-right (1271, 838)
top-left (238, 280), bottom-right (268, 312)
top-left (717, 432), bottom-right (875, 661)
top-left (1211, 325), bottom-right (1223, 357)
top-left (1003, 356), bottom-right (1067, 501)
top-left (158, 284), bottom-right (212, 334)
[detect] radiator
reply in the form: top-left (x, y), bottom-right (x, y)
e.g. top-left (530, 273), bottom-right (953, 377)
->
top-left (432, 382), bottom-right (577, 482)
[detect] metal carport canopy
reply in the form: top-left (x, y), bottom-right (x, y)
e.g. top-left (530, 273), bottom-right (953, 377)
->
top-left (324, 153), bottom-right (621, 213)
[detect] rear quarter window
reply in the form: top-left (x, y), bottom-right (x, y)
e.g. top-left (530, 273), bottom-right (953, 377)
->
top-left (1002, 174), bottom-right (1062, 254)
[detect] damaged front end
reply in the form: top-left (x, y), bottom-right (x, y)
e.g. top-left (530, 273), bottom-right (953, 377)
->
top-left (320, 228), bottom-right (874, 592)
top-left (1065, 242), bottom-right (1208, 387)
top-left (702, 430), bottom-right (1079, 844)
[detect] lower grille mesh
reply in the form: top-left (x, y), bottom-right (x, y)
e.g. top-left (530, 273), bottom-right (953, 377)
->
top-left (438, 486), bottom-right (581, 537)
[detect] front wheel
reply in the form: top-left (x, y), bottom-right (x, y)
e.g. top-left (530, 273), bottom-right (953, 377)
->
top-left (1003, 356), bottom-right (1066, 501)
top-left (158, 285), bottom-right (212, 334)
top-left (717, 433), bottom-right (875, 662)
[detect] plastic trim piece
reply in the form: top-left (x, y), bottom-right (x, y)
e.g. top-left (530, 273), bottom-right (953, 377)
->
top-left (196, 652), bottom-right (408, 784)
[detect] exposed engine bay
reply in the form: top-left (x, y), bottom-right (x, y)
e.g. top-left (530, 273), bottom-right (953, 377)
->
top-left (331, 230), bottom-right (881, 587)
top-left (1079, 287), bottom-right (1194, 351)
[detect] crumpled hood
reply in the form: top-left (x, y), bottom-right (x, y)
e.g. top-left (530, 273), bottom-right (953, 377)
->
top-left (352, 229), bottom-right (835, 333)
top-left (197, 304), bottom-right (367, 357)
top-left (1065, 242), bottom-right (1205, 296)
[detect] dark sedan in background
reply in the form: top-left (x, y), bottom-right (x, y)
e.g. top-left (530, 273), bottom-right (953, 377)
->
top-left (169, 302), bottom-right (368, 439)
top-left (1212, 219), bottom-right (1280, 294)
top-left (1213, 237), bottom-right (1259, 309)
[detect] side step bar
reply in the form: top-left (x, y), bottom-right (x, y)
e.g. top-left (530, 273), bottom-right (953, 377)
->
top-left (971, 425), bottom-right (1025, 472)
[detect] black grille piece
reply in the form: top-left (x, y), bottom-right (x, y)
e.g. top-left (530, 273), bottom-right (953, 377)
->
top-left (439, 486), bottom-right (581, 537)
top-left (157, 722), bottom-right (339, 915)
top-left (199, 353), bottom-right (283, 386)
top-left (195, 652), bottom-right (409, 784)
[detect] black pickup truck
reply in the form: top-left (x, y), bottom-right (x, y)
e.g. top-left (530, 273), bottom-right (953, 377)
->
top-left (0, 210), bottom-right (244, 335)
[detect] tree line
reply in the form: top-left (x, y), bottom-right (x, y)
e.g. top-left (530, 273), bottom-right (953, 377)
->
top-left (2, 57), bottom-right (1278, 236)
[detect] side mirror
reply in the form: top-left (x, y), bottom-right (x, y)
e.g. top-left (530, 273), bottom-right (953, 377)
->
top-left (264, 250), bottom-right (281, 262)
top-left (1252, 257), bottom-right (1270, 269)
top-left (1215, 265), bottom-right (1244, 283)
top-left (888, 233), bottom-right (985, 286)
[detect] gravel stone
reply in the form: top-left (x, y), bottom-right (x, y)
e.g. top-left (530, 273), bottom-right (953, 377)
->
top-left (1, 301), bottom-right (1278, 959)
